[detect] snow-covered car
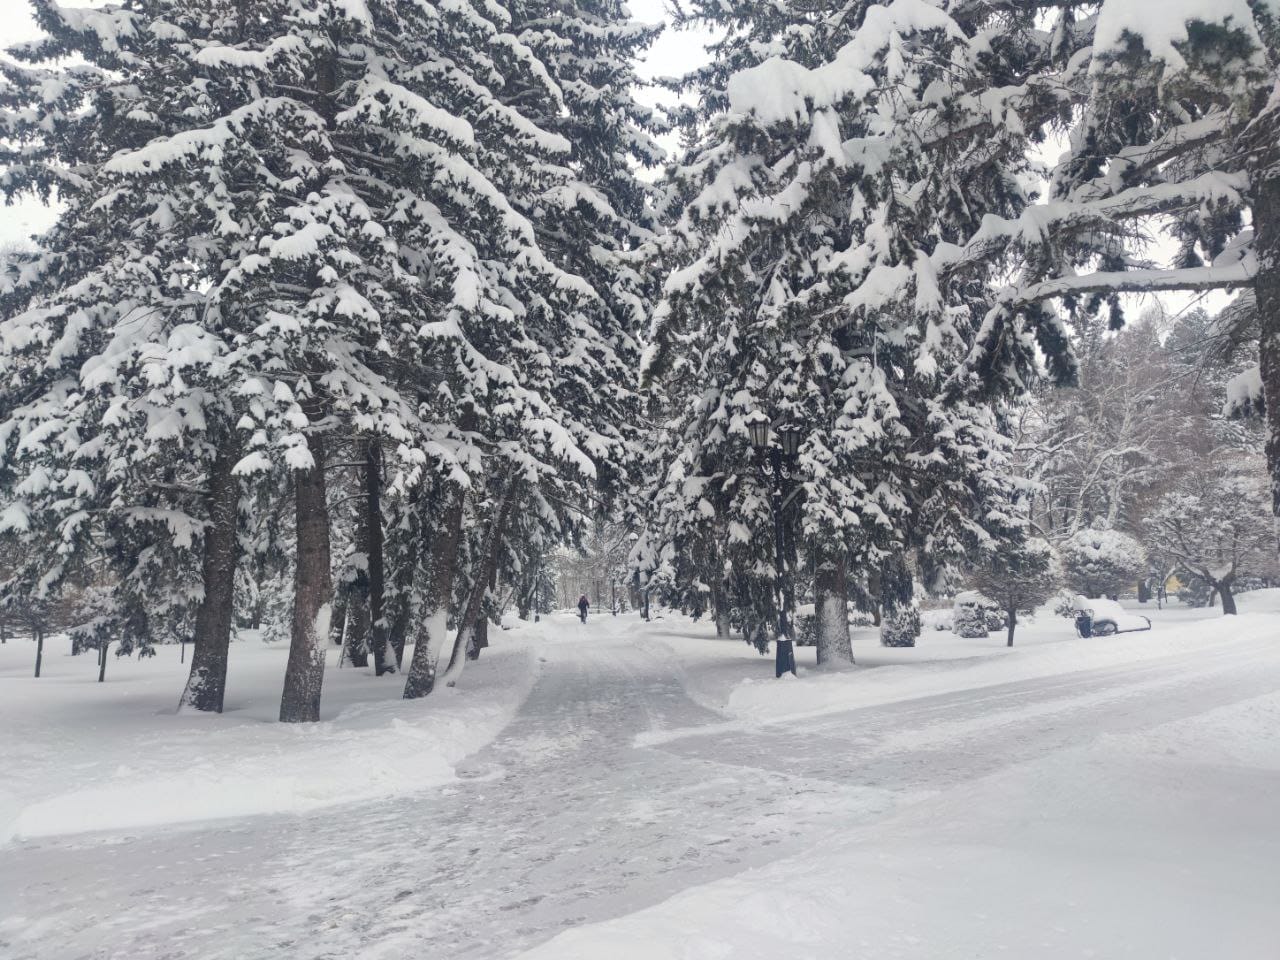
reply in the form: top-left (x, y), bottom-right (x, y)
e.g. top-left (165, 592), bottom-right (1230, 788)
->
top-left (1072, 596), bottom-right (1151, 636)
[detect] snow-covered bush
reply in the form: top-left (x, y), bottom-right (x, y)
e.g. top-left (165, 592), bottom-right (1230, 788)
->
top-left (881, 606), bottom-right (921, 648)
top-left (793, 604), bottom-right (817, 646)
top-left (849, 610), bottom-right (878, 629)
top-left (951, 591), bottom-right (993, 638)
top-left (1059, 528), bottom-right (1146, 599)
top-left (921, 607), bottom-right (953, 632)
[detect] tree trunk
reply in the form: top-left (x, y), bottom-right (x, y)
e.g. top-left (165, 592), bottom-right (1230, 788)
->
top-left (868, 568), bottom-right (882, 626)
top-left (34, 627), bottom-right (43, 678)
top-left (180, 444), bottom-right (241, 713)
top-left (331, 602), bottom-right (348, 649)
top-left (1252, 167), bottom-right (1280, 522)
top-left (814, 552), bottom-right (853, 665)
top-left (518, 581), bottom-right (531, 621)
top-left (342, 576), bottom-right (370, 668)
top-left (710, 578), bottom-right (731, 637)
top-left (363, 441), bottom-right (390, 674)
top-left (385, 530), bottom-right (418, 671)
top-left (280, 423), bottom-right (333, 723)
top-left (468, 615), bottom-right (488, 660)
top-left (97, 641), bottom-right (110, 683)
top-left (441, 487), bottom-right (514, 688)
top-left (403, 487), bottom-right (464, 699)
top-left (1218, 578), bottom-right (1238, 615)
top-left (341, 445), bottom-right (372, 668)
top-left (385, 539), bottom-right (417, 670)
top-left (340, 440), bottom-right (382, 670)
top-left (715, 609), bottom-right (731, 638)
top-left (1006, 606), bottom-right (1017, 647)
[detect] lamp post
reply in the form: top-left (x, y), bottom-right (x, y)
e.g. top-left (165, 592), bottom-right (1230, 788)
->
top-left (747, 414), bottom-right (802, 678)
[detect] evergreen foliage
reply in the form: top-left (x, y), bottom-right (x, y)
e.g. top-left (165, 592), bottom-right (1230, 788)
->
top-left (639, 0), bottom-right (1040, 647)
top-left (1059, 527), bottom-right (1147, 599)
top-left (0, 0), bottom-right (659, 716)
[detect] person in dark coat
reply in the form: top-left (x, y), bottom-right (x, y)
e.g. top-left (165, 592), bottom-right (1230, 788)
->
top-left (577, 594), bottom-right (590, 622)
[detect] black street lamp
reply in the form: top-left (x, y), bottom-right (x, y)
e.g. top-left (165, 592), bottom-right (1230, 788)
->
top-left (747, 413), bottom-right (803, 677)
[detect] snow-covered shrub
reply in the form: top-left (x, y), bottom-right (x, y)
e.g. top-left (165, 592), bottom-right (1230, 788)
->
top-left (953, 606), bottom-right (988, 638)
top-left (1059, 528), bottom-right (1146, 598)
top-left (849, 610), bottom-right (878, 629)
top-left (920, 607), bottom-right (953, 632)
top-left (793, 604), bottom-right (817, 646)
top-left (881, 606), bottom-right (921, 648)
top-left (952, 597), bottom-right (990, 638)
top-left (1177, 577), bottom-right (1216, 608)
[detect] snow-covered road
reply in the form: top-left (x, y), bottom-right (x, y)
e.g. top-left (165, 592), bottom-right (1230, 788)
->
top-left (3, 610), bottom-right (1279, 959)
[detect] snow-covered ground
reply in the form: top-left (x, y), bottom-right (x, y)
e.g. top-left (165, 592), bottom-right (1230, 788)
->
top-left (0, 625), bottom-right (541, 844)
top-left (2, 595), bottom-right (1278, 959)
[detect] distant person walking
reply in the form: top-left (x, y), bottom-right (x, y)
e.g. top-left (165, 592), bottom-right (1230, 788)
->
top-left (577, 594), bottom-right (590, 623)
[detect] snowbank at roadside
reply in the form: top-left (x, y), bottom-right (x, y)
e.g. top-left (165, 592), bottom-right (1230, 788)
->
top-left (0, 627), bottom-right (541, 845)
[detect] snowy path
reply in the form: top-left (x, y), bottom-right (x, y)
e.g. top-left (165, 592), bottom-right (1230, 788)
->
top-left (3, 614), bottom-right (1279, 959)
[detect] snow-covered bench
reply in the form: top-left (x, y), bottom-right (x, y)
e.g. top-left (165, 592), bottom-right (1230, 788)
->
top-left (1072, 596), bottom-right (1151, 637)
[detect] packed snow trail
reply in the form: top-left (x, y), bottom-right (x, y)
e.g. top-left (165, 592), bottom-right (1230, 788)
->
top-left (2, 612), bottom-right (1279, 960)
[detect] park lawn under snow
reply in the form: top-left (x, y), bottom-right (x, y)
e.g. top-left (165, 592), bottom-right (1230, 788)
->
top-left (638, 591), bottom-right (1280, 732)
top-left (0, 623), bottom-right (543, 844)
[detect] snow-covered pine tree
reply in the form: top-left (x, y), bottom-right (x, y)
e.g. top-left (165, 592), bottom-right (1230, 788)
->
top-left (959, 2), bottom-right (1280, 523)
top-left (509, 0), bottom-right (663, 391)
top-left (401, 0), bottom-right (664, 692)
top-left (643, 0), bottom-right (1037, 665)
top-left (3, 0), bottom-right (578, 716)
top-left (0, 0), bottom-right (252, 704)
top-left (4, 0), bottom-right (660, 714)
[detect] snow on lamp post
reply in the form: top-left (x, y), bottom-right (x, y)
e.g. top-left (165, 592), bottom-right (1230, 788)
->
top-left (748, 414), bottom-right (802, 678)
